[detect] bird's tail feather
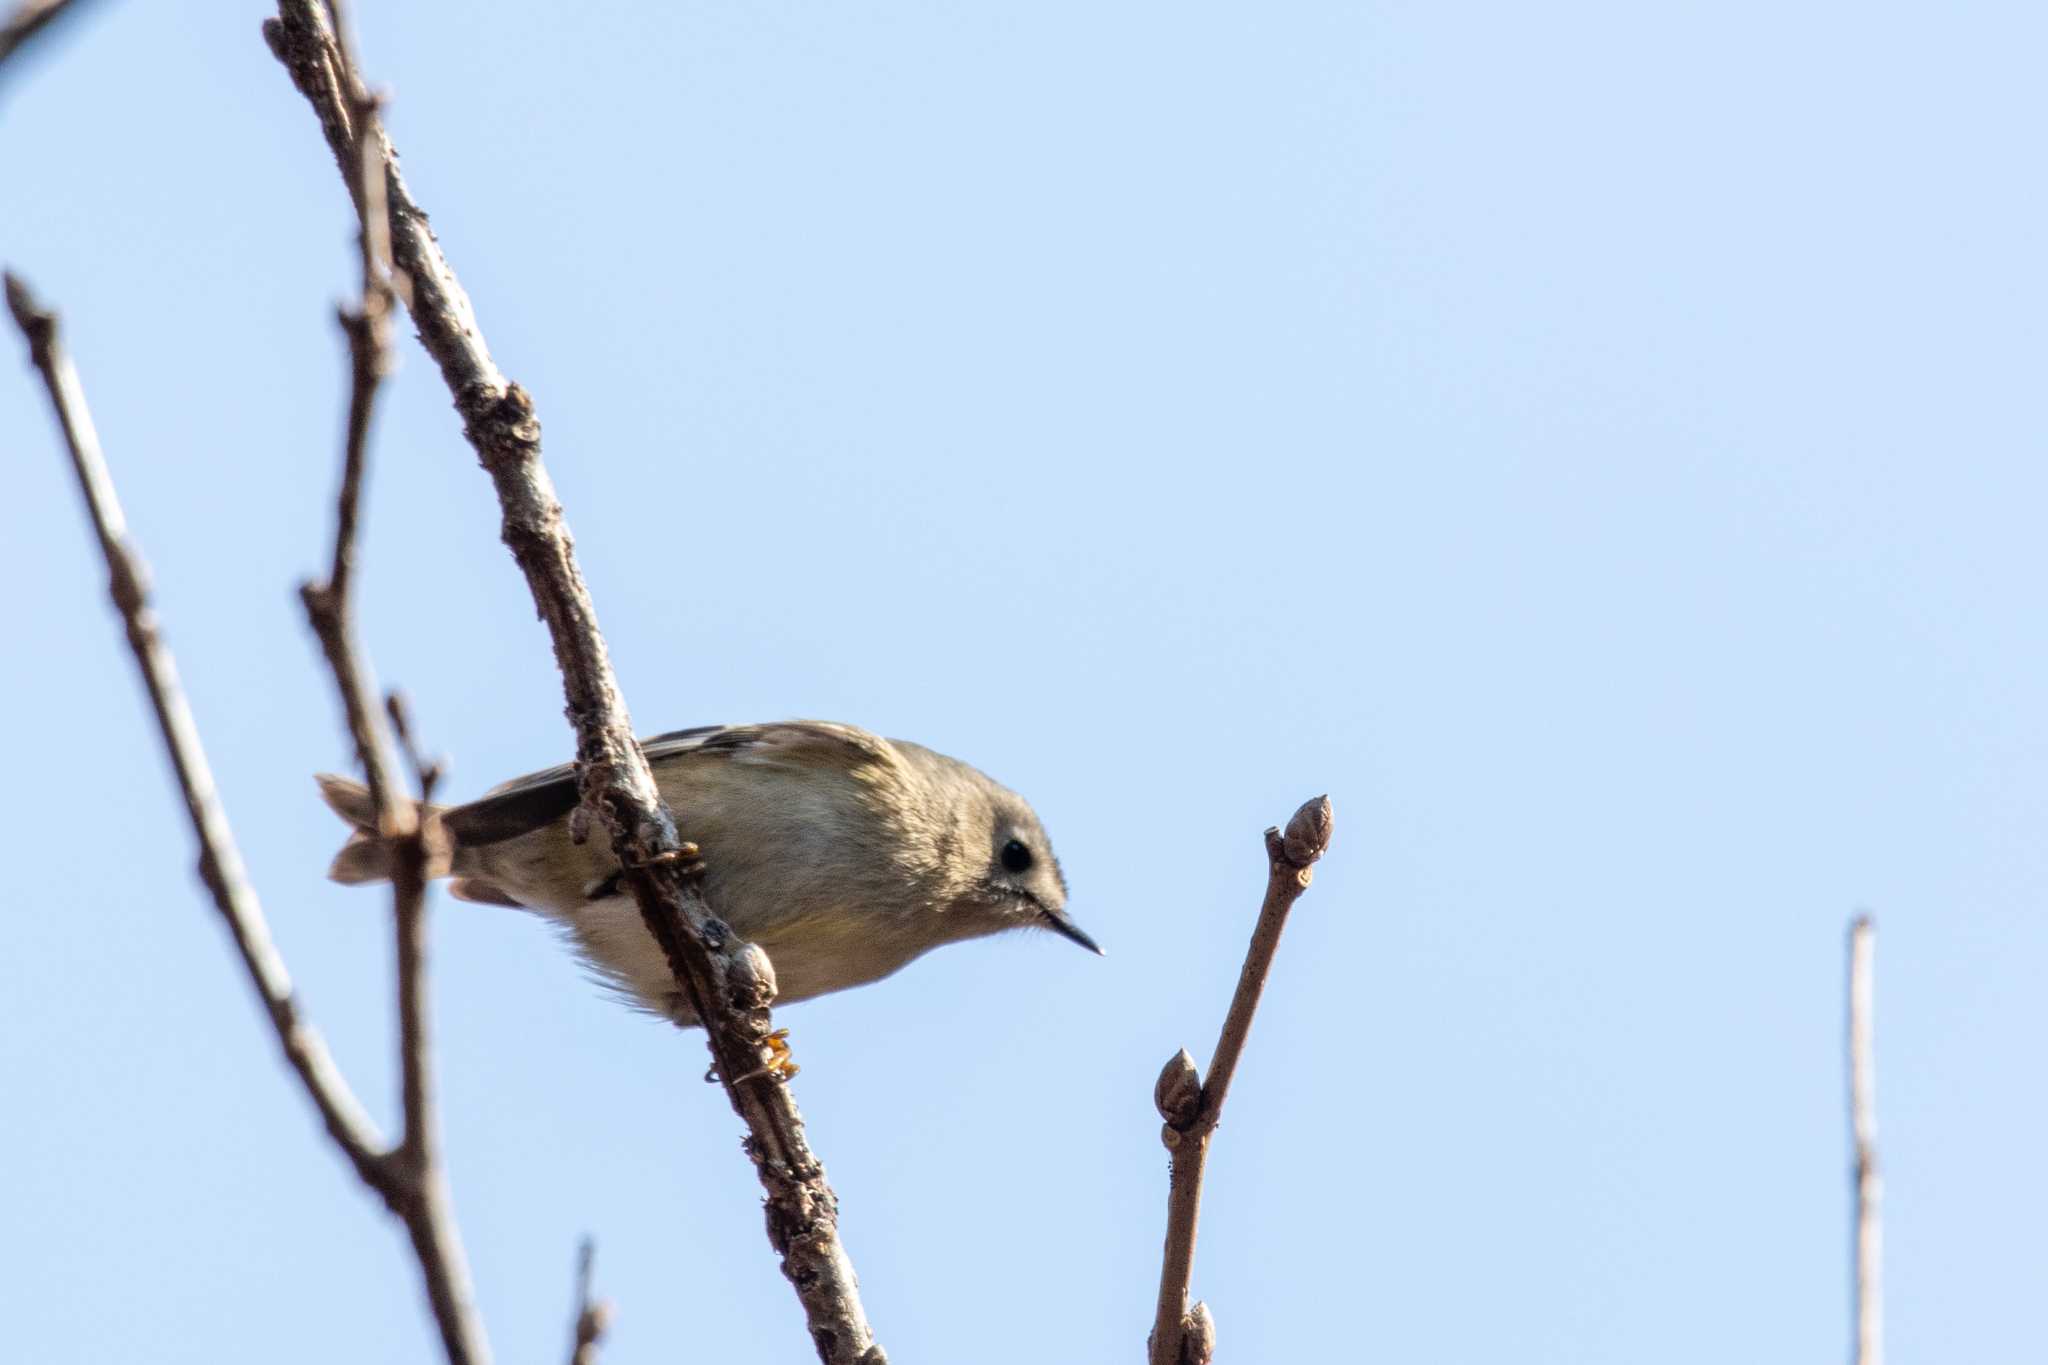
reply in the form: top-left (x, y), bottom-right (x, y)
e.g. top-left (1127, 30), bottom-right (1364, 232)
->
top-left (315, 773), bottom-right (443, 885)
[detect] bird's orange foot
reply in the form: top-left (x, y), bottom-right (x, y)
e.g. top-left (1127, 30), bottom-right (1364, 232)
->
top-left (709, 1029), bottom-right (800, 1087)
top-left (761, 1028), bottom-right (800, 1082)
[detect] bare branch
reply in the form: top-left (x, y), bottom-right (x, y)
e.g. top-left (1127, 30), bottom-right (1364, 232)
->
top-left (296, 0), bottom-right (399, 826)
top-left (0, 0), bottom-right (95, 72)
top-left (4, 268), bottom-right (389, 1190)
top-left (386, 690), bottom-right (445, 798)
top-left (262, 6), bottom-right (884, 1361)
top-left (278, 8), bottom-right (488, 1347)
top-left (10, 266), bottom-right (489, 1363)
top-left (313, 0), bottom-right (395, 603)
top-left (1848, 915), bottom-right (1881, 1365)
top-left (567, 1239), bottom-right (612, 1365)
top-left (296, 302), bottom-right (401, 822)
top-left (1148, 795), bottom-right (1333, 1365)
top-left (385, 795), bottom-right (485, 1365)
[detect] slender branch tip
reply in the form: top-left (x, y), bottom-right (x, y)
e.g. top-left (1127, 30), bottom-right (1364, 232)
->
top-left (5, 269), bottom-right (53, 339)
top-left (1148, 796), bottom-right (1330, 1364)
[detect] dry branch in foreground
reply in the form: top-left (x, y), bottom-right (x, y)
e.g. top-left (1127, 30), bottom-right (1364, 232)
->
top-left (0, 0), bottom-right (92, 71)
top-left (1148, 795), bottom-right (1334, 1365)
top-left (261, 4), bottom-right (883, 1360)
top-left (5, 270), bottom-right (488, 1363)
top-left (284, 23), bottom-right (488, 1342)
top-left (566, 1238), bottom-right (611, 1365)
top-left (1848, 915), bottom-right (1881, 1365)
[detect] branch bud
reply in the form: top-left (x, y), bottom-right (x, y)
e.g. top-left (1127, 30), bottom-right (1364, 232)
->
top-left (1281, 794), bottom-right (1334, 867)
top-left (1180, 1302), bottom-right (1216, 1365)
top-left (1154, 1048), bottom-right (1203, 1130)
top-left (727, 941), bottom-right (778, 1011)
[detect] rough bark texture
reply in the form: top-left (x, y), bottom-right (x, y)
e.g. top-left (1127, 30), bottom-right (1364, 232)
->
top-left (263, 6), bottom-right (881, 1360)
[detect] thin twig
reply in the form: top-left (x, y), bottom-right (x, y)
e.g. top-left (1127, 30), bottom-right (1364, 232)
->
top-left (297, 301), bottom-right (400, 823)
top-left (1148, 795), bottom-right (1333, 1365)
top-left (297, 0), bottom-right (398, 823)
top-left (262, 7), bottom-right (884, 1361)
top-left (1848, 915), bottom-right (1881, 1365)
top-left (5, 268), bottom-right (389, 1189)
top-left (386, 795), bottom-right (485, 1365)
top-left (282, 7), bottom-right (487, 1348)
top-left (567, 1238), bottom-right (612, 1365)
top-left (0, 0), bottom-right (94, 72)
top-left (316, 0), bottom-right (395, 606)
top-left (9, 268), bottom-right (490, 1364)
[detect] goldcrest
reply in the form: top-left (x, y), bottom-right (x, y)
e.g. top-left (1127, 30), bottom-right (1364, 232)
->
top-left (318, 720), bottom-right (1097, 1024)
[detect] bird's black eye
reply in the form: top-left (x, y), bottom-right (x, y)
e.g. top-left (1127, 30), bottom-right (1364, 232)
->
top-left (1000, 838), bottom-right (1034, 874)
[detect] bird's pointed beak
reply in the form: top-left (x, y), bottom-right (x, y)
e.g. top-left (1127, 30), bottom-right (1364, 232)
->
top-left (1042, 909), bottom-right (1105, 956)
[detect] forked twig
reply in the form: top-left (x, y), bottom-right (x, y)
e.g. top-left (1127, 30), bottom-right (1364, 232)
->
top-left (9, 263), bottom-right (490, 1365)
top-left (1148, 795), bottom-right (1333, 1365)
top-left (262, 5), bottom-right (882, 1360)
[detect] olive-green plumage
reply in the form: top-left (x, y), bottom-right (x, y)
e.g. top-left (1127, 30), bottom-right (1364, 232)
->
top-left (318, 720), bottom-right (1095, 1025)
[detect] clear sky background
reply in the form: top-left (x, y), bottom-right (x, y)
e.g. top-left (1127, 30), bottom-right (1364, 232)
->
top-left (4, 3), bottom-right (2043, 1362)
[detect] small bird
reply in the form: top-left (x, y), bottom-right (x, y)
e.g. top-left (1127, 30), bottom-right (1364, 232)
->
top-left (318, 720), bottom-right (1098, 1025)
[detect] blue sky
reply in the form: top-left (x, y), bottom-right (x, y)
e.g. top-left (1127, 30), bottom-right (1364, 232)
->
top-left (5, 3), bottom-right (2045, 1361)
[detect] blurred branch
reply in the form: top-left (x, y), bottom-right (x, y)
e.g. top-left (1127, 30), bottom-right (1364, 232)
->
top-left (287, 5), bottom-right (486, 1345)
top-left (1148, 795), bottom-right (1333, 1365)
top-left (297, 0), bottom-right (398, 817)
top-left (1848, 915), bottom-right (1881, 1365)
top-left (8, 265), bottom-right (491, 1365)
top-left (567, 1239), bottom-right (612, 1365)
top-left (261, 5), bottom-right (885, 1361)
top-left (4, 270), bottom-right (392, 1188)
top-left (0, 0), bottom-right (95, 73)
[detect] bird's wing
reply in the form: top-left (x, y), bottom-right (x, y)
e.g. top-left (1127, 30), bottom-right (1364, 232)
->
top-left (446, 721), bottom-right (894, 847)
top-left (673, 720), bottom-right (895, 772)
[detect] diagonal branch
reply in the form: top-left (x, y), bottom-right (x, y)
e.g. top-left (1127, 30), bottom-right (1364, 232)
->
top-left (262, 6), bottom-right (884, 1361)
top-left (0, 0), bottom-right (96, 73)
top-left (1147, 795), bottom-right (1334, 1365)
top-left (5, 268), bottom-right (390, 1192)
top-left (10, 266), bottom-right (489, 1364)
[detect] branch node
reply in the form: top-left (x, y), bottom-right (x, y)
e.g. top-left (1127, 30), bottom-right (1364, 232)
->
top-left (729, 942), bottom-right (780, 1011)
